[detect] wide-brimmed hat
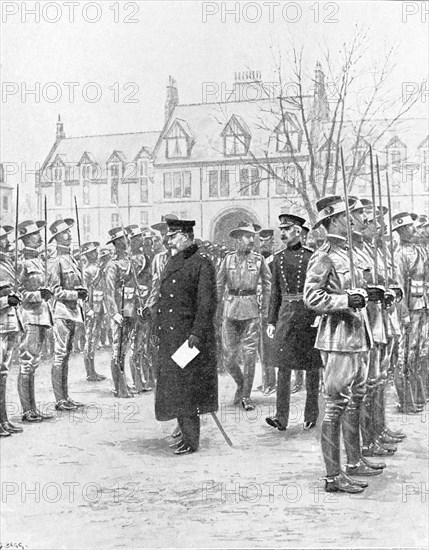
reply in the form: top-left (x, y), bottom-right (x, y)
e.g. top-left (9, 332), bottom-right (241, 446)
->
top-left (259, 229), bottom-right (274, 239)
top-left (229, 221), bottom-right (261, 239)
top-left (313, 195), bottom-right (347, 230)
top-left (80, 241), bottom-right (100, 256)
top-left (391, 212), bottom-right (418, 232)
top-left (18, 220), bottom-right (45, 239)
top-left (417, 214), bottom-right (429, 228)
top-left (106, 227), bottom-right (127, 245)
top-left (125, 224), bottom-right (142, 239)
top-left (0, 225), bottom-right (14, 239)
top-left (49, 218), bottom-right (74, 243)
top-left (166, 219), bottom-right (196, 237)
top-left (151, 214), bottom-right (179, 232)
top-left (349, 196), bottom-right (366, 212)
top-left (98, 247), bottom-right (111, 260)
top-left (278, 213), bottom-right (306, 229)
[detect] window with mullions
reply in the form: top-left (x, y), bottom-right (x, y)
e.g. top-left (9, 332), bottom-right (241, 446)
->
top-left (139, 160), bottom-right (149, 203)
top-left (240, 168), bottom-right (260, 196)
top-left (110, 164), bottom-right (120, 204)
top-left (208, 170), bottom-right (230, 197)
top-left (54, 180), bottom-right (62, 206)
top-left (275, 165), bottom-right (296, 195)
top-left (163, 171), bottom-right (191, 199)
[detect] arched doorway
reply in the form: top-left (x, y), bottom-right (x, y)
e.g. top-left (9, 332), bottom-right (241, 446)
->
top-left (210, 207), bottom-right (261, 248)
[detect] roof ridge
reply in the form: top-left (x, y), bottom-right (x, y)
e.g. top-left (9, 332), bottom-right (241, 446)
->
top-left (62, 130), bottom-right (160, 140)
top-left (174, 96), bottom-right (312, 108)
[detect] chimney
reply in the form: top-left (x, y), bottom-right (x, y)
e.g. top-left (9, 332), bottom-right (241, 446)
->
top-left (313, 62), bottom-right (329, 121)
top-left (230, 70), bottom-right (263, 101)
top-left (56, 114), bottom-right (65, 141)
top-left (164, 76), bottom-right (179, 122)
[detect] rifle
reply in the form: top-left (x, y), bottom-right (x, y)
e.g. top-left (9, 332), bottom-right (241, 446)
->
top-left (340, 147), bottom-right (356, 288)
top-left (369, 147), bottom-right (379, 284)
top-left (115, 282), bottom-right (130, 398)
top-left (385, 173), bottom-right (396, 282)
top-left (74, 196), bottom-right (86, 322)
top-left (44, 195), bottom-right (48, 285)
top-left (14, 184), bottom-right (20, 291)
top-left (375, 156), bottom-right (389, 285)
top-left (402, 277), bottom-right (416, 412)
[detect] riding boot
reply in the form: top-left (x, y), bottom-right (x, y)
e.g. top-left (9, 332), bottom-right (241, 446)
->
top-left (226, 362), bottom-right (244, 402)
top-left (342, 397), bottom-right (362, 468)
top-left (1, 374), bottom-right (23, 433)
top-left (18, 372), bottom-right (32, 414)
top-left (30, 372), bottom-right (54, 420)
top-left (360, 381), bottom-right (376, 450)
top-left (111, 359), bottom-right (131, 398)
top-left (130, 357), bottom-right (145, 393)
top-left (242, 359), bottom-right (256, 399)
top-left (321, 399), bottom-right (344, 478)
top-left (51, 358), bottom-right (64, 403)
top-left (0, 376), bottom-right (12, 437)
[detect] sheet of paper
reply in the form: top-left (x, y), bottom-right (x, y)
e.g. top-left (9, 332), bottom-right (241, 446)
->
top-left (171, 340), bottom-right (200, 369)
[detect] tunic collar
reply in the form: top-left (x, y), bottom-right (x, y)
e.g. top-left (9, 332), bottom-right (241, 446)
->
top-left (286, 241), bottom-right (302, 251)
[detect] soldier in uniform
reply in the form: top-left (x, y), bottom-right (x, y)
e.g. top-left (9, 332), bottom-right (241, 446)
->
top-left (95, 247), bottom-right (112, 349)
top-left (304, 196), bottom-right (382, 494)
top-left (393, 212), bottom-right (427, 412)
top-left (258, 229), bottom-right (276, 395)
top-left (0, 225), bottom-right (24, 436)
top-left (48, 219), bottom-right (88, 410)
top-left (154, 219), bottom-right (218, 455)
top-left (126, 224), bottom-right (152, 392)
top-left (105, 226), bottom-right (138, 398)
top-left (81, 241), bottom-right (106, 382)
top-left (217, 221), bottom-right (271, 411)
top-left (17, 220), bottom-right (55, 422)
top-left (265, 214), bottom-right (321, 432)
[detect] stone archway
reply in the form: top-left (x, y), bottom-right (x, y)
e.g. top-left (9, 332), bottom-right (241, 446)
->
top-left (210, 207), bottom-right (261, 248)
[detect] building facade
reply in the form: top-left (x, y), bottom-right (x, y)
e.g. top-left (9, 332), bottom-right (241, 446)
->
top-left (36, 75), bottom-right (429, 243)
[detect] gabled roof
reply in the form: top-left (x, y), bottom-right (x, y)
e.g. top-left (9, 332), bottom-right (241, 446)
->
top-left (221, 114), bottom-right (251, 137)
top-left (153, 97), bottom-right (313, 165)
top-left (385, 136), bottom-right (407, 149)
top-left (41, 131), bottom-right (160, 177)
top-left (165, 119), bottom-right (194, 139)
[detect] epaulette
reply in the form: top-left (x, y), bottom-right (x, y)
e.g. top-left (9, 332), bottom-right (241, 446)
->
top-left (274, 249), bottom-right (284, 256)
top-left (303, 245), bottom-right (315, 253)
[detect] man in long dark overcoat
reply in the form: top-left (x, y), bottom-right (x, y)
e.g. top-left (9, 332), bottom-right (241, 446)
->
top-left (266, 213), bottom-right (322, 432)
top-left (154, 219), bottom-right (218, 455)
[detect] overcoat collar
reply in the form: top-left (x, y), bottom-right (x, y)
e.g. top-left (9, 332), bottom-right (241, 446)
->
top-left (162, 243), bottom-right (198, 281)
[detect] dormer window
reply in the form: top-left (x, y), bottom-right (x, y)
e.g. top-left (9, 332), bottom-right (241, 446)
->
top-left (222, 115), bottom-right (250, 156)
top-left (275, 113), bottom-right (302, 153)
top-left (165, 120), bottom-right (194, 159)
top-left (386, 136), bottom-right (406, 167)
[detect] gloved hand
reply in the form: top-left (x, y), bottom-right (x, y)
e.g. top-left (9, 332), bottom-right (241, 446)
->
top-left (390, 286), bottom-right (403, 302)
top-left (113, 313), bottom-right (124, 325)
top-left (188, 335), bottom-right (201, 349)
top-left (76, 287), bottom-right (88, 301)
top-left (7, 293), bottom-right (21, 307)
top-left (384, 289), bottom-right (396, 308)
top-left (366, 286), bottom-right (385, 303)
top-left (348, 291), bottom-right (367, 309)
top-left (150, 334), bottom-right (160, 346)
top-left (138, 306), bottom-right (151, 320)
top-left (39, 287), bottom-right (53, 301)
top-left (266, 324), bottom-right (275, 339)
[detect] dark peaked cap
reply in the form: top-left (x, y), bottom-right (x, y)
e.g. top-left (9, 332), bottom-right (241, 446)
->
top-left (166, 219), bottom-right (196, 236)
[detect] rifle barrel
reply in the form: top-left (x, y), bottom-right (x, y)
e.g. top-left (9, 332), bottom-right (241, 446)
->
top-left (340, 147), bottom-right (356, 288)
top-left (369, 147), bottom-right (379, 284)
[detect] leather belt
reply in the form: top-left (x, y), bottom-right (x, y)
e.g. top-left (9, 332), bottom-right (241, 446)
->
top-left (229, 289), bottom-right (256, 296)
top-left (281, 294), bottom-right (303, 302)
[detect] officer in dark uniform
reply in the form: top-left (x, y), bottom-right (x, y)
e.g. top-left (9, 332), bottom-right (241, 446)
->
top-left (266, 213), bottom-right (321, 432)
top-left (258, 229), bottom-right (276, 394)
top-left (154, 219), bottom-right (218, 455)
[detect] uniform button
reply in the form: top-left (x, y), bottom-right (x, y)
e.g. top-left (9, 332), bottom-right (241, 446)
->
top-left (170, 326), bottom-right (173, 330)
top-left (169, 309), bottom-right (173, 312)
top-left (172, 279), bottom-right (176, 283)
top-left (170, 294), bottom-right (174, 297)
top-left (158, 326), bottom-right (161, 330)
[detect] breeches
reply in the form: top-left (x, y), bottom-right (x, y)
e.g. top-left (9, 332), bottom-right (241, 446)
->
top-left (20, 325), bottom-right (49, 375)
top-left (0, 332), bottom-right (18, 376)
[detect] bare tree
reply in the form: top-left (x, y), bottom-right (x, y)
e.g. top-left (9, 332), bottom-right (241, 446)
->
top-left (210, 27), bottom-right (422, 225)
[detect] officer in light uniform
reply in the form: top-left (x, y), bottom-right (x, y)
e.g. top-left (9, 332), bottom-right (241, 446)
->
top-left (217, 221), bottom-right (271, 411)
